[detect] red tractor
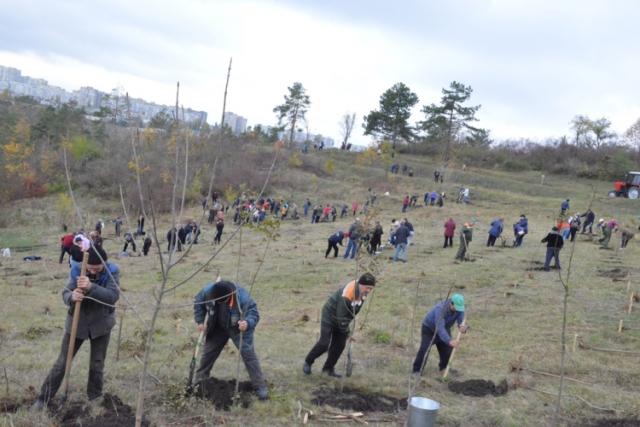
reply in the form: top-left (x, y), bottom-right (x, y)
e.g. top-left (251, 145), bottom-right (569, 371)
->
top-left (608, 172), bottom-right (640, 199)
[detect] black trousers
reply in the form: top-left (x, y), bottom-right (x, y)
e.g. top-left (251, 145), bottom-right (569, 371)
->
top-left (305, 322), bottom-right (348, 372)
top-left (143, 241), bottom-right (152, 255)
top-left (326, 240), bottom-right (339, 258)
top-left (59, 245), bottom-right (71, 263)
top-left (123, 241), bottom-right (136, 252)
top-left (369, 238), bottom-right (380, 254)
top-left (582, 222), bottom-right (593, 234)
top-left (487, 235), bottom-right (497, 247)
top-left (38, 332), bottom-right (111, 403)
top-left (569, 227), bottom-right (578, 242)
top-left (444, 236), bottom-right (453, 248)
top-left (413, 324), bottom-right (452, 373)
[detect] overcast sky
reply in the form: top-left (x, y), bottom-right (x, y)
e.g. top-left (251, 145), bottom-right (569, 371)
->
top-left (1, 0), bottom-right (639, 146)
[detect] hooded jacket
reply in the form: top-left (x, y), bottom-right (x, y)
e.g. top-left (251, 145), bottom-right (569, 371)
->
top-left (64, 263), bottom-right (120, 340)
top-left (194, 283), bottom-right (259, 332)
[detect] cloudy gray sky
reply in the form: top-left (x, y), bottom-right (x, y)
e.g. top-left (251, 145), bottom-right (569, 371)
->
top-left (1, 0), bottom-right (639, 146)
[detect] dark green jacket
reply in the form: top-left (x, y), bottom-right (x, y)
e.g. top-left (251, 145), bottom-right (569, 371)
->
top-left (321, 281), bottom-right (365, 334)
top-left (460, 223), bottom-right (474, 242)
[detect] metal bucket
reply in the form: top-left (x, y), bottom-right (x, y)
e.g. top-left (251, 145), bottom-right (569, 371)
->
top-left (407, 397), bottom-right (440, 427)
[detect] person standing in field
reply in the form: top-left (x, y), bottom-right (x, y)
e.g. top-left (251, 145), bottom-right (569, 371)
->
top-left (618, 228), bottom-right (635, 249)
top-left (137, 215), bottom-right (144, 235)
top-left (142, 232), bottom-right (152, 256)
top-left (560, 199), bottom-right (570, 216)
top-left (444, 218), bottom-right (456, 248)
top-left (541, 226), bottom-right (564, 271)
top-left (402, 195), bottom-right (409, 213)
top-left (340, 204), bottom-right (348, 219)
top-left (352, 201), bottom-right (359, 217)
top-left (31, 247), bottom-right (119, 411)
top-left (326, 230), bottom-right (346, 258)
top-left (568, 213), bottom-right (581, 242)
top-left (369, 221), bottom-right (383, 254)
top-left (193, 281), bottom-right (269, 400)
top-left (412, 294), bottom-right (466, 376)
top-left (455, 219), bottom-right (475, 260)
top-left (214, 218), bottom-right (224, 245)
top-left (343, 219), bottom-right (363, 260)
top-left (112, 217), bottom-right (122, 236)
top-left (580, 209), bottom-right (595, 235)
top-left (303, 273), bottom-right (376, 378)
top-left (393, 220), bottom-right (409, 262)
top-left (487, 219), bottom-right (503, 247)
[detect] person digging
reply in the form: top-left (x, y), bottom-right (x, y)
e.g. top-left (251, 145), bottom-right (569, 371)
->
top-left (303, 273), bottom-right (376, 378)
top-left (455, 219), bottom-right (476, 261)
top-left (193, 281), bottom-right (269, 400)
top-left (31, 247), bottom-right (120, 412)
top-left (412, 294), bottom-right (466, 377)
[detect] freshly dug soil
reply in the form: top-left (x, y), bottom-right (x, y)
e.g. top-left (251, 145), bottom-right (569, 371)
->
top-left (192, 377), bottom-right (254, 410)
top-left (59, 393), bottom-right (149, 427)
top-left (312, 387), bottom-right (407, 413)
top-left (580, 419), bottom-right (640, 427)
top-left (0, 397), bottom-right (27, 413)
top-left (448, 379), bottom-right (508, 397)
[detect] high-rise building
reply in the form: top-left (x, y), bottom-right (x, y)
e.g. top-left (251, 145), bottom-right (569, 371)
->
top-left (223, 112), bottom-right (248, 135)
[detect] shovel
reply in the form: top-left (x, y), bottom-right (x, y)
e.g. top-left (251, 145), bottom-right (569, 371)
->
top-left (346, 339), bottom-right (355, 377)
top-left (58, 252), bottom-right (89, 409)
top-left (442, 315), bottom-right (467, 382)
top-left (187, 275), bottom-right (220, 389)
top-left (187, 312), bottom-right (209, 389)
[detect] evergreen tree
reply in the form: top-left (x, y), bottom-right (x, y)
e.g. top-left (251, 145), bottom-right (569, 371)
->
top-left (363, 82), bottom-right (419, 149)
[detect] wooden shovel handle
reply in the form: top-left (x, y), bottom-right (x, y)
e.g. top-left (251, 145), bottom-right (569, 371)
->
top-left (61, 252), bottom-right (89, 394)
top-left (442, 314), bottom-right (467, 381)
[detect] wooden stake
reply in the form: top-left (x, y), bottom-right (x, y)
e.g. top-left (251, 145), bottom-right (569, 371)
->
top-left (176, 318), bottom-right (181, 336)
top-left (629, 292), bottom-right (635, 315)
top-left (504, 285), bottom-right (508, 298)
top-left (627, 281), bottom-right (631, 292)
top-left (540, 175), bottom-right (545, 186)
top-left (618, 319), bottom-right (623, 333)
top-left (116, 307), bottom-right (125, 361)
top-left (572, 334), bottom-right (578, 353)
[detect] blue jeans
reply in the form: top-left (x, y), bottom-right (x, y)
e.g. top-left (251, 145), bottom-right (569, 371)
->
top-left (543, 248), bottom-right (561, 270)
top-left (463, 196), bottom-right (468, 204)
top-left (304, 206), bottom-right (309, 216)
top-left (393, 243), bottom-right (407, 261)
top-left (561, 228), bottom-right (570, 241)
top-left (343, 239), bottom-right (357, 259)
top-left (402, 205), bottom-right (407, 213)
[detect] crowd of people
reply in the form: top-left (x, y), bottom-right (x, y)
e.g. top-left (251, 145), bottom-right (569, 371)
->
top-left (39, 177), bottom-right (638, 414)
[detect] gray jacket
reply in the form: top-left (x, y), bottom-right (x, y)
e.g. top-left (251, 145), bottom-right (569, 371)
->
top-left (63, 263), bottom-right (120, 340)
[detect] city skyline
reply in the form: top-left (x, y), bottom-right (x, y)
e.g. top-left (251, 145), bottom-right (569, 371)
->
top-left (0, 64), bottom-right (208, 125)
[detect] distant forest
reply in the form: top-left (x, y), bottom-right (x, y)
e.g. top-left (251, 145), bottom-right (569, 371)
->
top-left (0, 91), bottom-right (639, 206)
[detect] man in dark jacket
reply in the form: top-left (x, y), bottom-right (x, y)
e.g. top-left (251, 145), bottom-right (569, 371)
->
top-left (303, 273), bottom-right (375, 378)
top-left (403, 218), bottom-right (415, 245)
top-left (487, 219), bottom-right (503, 247)
top-left (542, 226), bottom-right (564, 271)
top-left (343, 219), bottom-right (363, 260)
top-left (142, 232), bottom-right (153, 256)
top-left (580, 209), bottom-right (595, 235)
top-left (326, 231), bottom-right (346, 258)
top-left (214, 218), bottom-right (225, 245)
top-left (560, 199), bottom-right (570, 216)
top-left (393, 222), bottom-right (409, 262)
top-left (455, 219), bottom-right (475, 260)
top-left (31, 247), bottom-right (120, 411)
top-left (167, 227), bottom-right (182, 252)
top-left (413, 294), bottom-right (466, 375)
top-left (369, 222), bottom-right (383, 255)
top-left (193, 281), bottom-right (268, 400)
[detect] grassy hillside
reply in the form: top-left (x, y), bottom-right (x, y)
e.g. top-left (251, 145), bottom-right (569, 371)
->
top-left (1, 148), bottom-right (639, 426)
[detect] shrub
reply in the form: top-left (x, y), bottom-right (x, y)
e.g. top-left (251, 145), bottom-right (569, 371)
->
top-left (502, 159), bottom-right (529, 171)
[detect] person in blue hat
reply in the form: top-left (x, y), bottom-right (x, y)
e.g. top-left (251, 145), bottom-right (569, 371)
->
top-left (412, 294), bottom-right (467, 376)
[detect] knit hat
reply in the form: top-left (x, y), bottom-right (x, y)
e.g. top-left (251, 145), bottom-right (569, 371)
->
top-left (470, 219), bottom-right (477, 224)
top-left (451, 294), bottom-right (465, 311)
top-left (87, 246), bottom-right (108, 265)
top-left (358, 272), bottom-right (376, 287)
top-left (206, 281), bottom-right (234, 303)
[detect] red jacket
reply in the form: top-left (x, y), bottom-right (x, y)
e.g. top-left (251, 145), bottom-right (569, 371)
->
top-left (444, 220), bottom-right (456, 237)
top-left (403, 197), bottom-right (409, 206)
top-left (324, 206), bottom-right (330, 215)
top-left (61, 234), bottom-right (75, 247)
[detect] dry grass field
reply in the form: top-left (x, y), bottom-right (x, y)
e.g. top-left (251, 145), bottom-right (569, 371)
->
top-left (1, 148), bottom-right (639, 426)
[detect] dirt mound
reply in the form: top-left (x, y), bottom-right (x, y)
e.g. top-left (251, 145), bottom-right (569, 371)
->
top-left (0, 397), bottom-right (27, 413)
top-left (448, 379), bottom-right (508, 397)
top-left (192, 377), bottom-right (254, 410)
top-left (580, 419), bottom-right (640, 427)
top-left (59, 393), bottom-right (149, 427)
top-left (597, 268), bottom-right (628, 278)
top-left (312, 387), bottom-right (407, 413)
